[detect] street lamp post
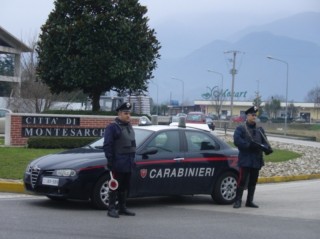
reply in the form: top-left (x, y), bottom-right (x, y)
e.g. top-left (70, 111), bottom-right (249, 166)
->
top-left (171, 77), bottom-right (184, 113)
top-left (267, 55), bottom-right (289, 136)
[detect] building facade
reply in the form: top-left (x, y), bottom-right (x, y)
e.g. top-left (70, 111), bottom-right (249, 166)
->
top-left (194, 100), bottom-right (319, 122)
top-left (0, 26), bottom-right (32, 108)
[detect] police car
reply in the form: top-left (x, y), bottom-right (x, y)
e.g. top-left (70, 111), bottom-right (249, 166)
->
top-left (24, 118), bottom-right (239, 209)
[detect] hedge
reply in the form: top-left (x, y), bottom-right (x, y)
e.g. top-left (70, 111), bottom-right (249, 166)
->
top-left (27, 137), bottom-right (99, 149)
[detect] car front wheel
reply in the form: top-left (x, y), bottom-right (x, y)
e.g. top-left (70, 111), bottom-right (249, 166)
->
top-left (91, 174), bottom-right (110, 210)
top-left (211, 171), bottom-right (238, 204)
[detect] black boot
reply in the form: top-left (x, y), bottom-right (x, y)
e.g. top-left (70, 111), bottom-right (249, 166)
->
top-left (118, 192), bottom-right (135, 216)
top-left (246, 186), bottom-right (259, 208)
top-left (233, 187), bottom-right (244, 209)
top-left (107, 190), bottom-right (119, 218)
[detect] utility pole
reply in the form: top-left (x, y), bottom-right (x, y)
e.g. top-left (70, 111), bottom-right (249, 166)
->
top-left (224, 50), bottom-right (241, 119)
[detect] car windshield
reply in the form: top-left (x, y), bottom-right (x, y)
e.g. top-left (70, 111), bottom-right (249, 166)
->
top-left (88, 127), bottom-right (154, 148)
top-left (133, 128), bottom-right (154, 146)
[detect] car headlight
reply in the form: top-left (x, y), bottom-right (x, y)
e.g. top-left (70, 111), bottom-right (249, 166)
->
top-left (53, 169), bottom-right (77, 177)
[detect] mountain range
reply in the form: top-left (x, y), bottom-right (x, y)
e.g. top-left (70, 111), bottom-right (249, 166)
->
top-left (149, 12), bottom-right (320, 105)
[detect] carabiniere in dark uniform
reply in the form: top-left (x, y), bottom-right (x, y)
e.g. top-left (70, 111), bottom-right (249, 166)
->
top-left (103, 102), bottom-right (136, 218)
top-left (233, 106), bottom-right (273, 209)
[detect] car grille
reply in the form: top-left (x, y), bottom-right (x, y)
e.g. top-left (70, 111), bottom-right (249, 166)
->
top-left (29, 166), bottom-right (54, 188)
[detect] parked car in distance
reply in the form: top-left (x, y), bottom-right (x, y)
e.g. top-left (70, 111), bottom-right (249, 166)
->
top-left (186, 111), bottom-right (215, 130)
top-left (293, 117), bottom-right (307, 123)
top-left (171, 113), bottom-right (187, 123)
top-left (258, 114), bottom-right (269, 123)
top-left (207, 114), bottom-right (219, 120)
top-left (205, 117), bottom-right (216, 131)
top-left (220, 115), bottom-right (227, 120)
top-left (186, 112), bottom-right (206, 123)
top-left (231, 115), bottom-right (245, 123)
top-left (0, 108), bottom-right (12, 134)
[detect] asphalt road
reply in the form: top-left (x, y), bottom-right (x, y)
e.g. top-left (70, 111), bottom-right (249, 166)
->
top-left (0, 179), bottom-right (319, 239)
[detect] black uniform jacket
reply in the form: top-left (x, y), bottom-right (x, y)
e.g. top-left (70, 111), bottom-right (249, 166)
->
top-left (233, 122), bottom-right (267, 169)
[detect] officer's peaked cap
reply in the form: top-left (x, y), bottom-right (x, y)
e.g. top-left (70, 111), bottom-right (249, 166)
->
top-left (245, 106), bottom-right (258, 115)
top-left (116, 102), bottom-right (132, 112)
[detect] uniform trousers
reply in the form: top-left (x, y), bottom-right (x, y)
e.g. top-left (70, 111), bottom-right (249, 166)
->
top-left (112, 172), bottom-right (131, 193)
top-left (238, 167), bottom-right (260, 189)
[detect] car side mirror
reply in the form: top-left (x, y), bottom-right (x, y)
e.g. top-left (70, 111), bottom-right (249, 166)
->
top-left (138, 147), bottom-right (158, 156)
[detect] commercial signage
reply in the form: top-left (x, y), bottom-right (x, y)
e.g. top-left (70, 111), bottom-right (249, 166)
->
top-left (202, 86), bottom-right (248, 100)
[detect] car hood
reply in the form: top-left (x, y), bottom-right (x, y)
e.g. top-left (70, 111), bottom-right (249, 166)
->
top-left (29, 148), bottom-right (106, 170)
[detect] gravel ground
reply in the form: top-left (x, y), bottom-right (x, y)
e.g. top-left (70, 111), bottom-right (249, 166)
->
top-left (219, 134), bottom-right (320, 177)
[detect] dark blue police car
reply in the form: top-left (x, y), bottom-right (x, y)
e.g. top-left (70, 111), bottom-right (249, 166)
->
top-left (24, 120), bottom-right (239, 209)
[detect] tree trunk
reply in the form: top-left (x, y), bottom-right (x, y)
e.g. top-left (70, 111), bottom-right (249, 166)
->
top-left (91, 91), bottom-right (101, 112)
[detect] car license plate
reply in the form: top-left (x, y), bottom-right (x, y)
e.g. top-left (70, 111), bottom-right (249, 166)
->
top-left (42, 177), bottom-right (59, 186)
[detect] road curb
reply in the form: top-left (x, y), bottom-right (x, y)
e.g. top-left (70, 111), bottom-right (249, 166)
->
top-left (0, 180), bottom-right (25, 193)
top-left (258, 174), bottom-right (320, 183)
top-left (1, 174), bottom-right (320, 194)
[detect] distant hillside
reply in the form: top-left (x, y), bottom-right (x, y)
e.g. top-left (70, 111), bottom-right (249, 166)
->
top-left (228, 12), bottom-right (320, 46)
top-left (151, 12), bottom-right (320, 105)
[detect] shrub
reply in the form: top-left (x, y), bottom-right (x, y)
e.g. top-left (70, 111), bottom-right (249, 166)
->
top-left (27, 137), bottom-right (99, 149)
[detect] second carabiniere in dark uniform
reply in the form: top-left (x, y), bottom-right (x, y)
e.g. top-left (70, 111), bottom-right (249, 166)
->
top-left (233, 106), bottom-right (273, 209)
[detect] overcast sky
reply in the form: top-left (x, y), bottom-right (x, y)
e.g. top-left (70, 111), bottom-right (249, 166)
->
top-left (1, 0), bottom-right (319, 57)
top-left (1, 0), bottom-right (319, 104)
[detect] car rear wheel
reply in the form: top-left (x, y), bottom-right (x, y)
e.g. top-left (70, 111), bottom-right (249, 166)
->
top-left (211, 171), bottom-right (237, 204)
top-left (91, 174), bottom-right (110, 210)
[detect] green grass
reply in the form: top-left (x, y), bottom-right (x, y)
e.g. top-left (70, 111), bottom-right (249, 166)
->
top-left (264, 149), bottom-right (301, 162)
top-left (227, 142), bottom-right (301, 163)
top-left (0, 147), bottom-right (64, 180)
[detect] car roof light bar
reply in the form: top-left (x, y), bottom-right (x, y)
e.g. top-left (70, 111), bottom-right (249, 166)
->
top-left (178, 116), bottom-right (186, 128)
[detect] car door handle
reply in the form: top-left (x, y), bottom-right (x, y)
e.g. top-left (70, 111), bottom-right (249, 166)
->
top-left (173, 157), bottom-right (185, 161)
